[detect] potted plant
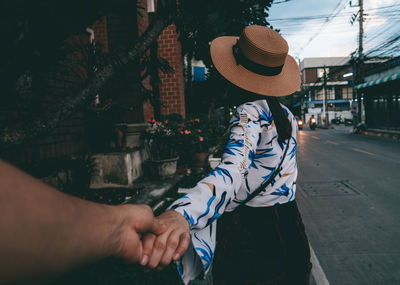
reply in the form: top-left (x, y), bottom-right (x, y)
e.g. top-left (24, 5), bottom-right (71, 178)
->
top-left (178, 118), bottom-right (213, 168)
top-left (143, 120), bottom-right (179, 178)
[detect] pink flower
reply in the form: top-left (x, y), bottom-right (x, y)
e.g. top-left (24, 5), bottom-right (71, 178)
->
top-left (164, 120), bottom-right (168, 124)
top-left (199, 136), bottom-right (204, 142)
top-left (184, 130), bottom-right (191, 135)
top-left (180, 131), bottom-right (184, 134)
top-left (197, 129), bottom-right (202, 133)
top-left (194, 118), bottom-right (200, 123)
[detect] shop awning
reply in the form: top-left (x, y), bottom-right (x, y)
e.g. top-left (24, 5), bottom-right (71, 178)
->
top-left (354, 72), bottom-right (400, 90)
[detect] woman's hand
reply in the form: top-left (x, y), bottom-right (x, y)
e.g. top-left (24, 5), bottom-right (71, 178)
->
top-left (113, 204), bottom-right (167, 263)
top-left (140, 210), bottom-right (190, 270)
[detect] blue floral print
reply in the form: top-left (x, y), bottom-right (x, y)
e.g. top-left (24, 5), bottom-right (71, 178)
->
top-left (168, 100), bottom-right (298, 284)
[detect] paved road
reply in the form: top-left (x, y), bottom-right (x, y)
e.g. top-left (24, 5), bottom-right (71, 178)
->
top-left (295, 125), bottom-right (400, 285)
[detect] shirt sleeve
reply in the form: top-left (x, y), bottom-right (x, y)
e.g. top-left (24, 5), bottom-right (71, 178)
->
top-left (169, 103), bottom-right (261, 231)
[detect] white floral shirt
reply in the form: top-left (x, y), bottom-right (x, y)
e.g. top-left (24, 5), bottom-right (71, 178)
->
top-left (168, 99), bottom-right (298, 284)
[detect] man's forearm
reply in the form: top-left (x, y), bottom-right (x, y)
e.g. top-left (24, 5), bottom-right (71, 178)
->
top-left (0, 160), bottom-right (122, 283)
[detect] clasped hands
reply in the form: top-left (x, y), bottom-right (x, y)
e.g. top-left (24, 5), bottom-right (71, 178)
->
top-left (116, 205), bottom-right (190, 271)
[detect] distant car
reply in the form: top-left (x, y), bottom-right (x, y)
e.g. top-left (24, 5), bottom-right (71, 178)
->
top-left (295, 116), bottom-right (303, 130)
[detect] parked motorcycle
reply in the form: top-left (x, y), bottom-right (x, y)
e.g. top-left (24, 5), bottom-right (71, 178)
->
top-left (353, 122), bottom-right (366, 134)
top-left (344, 118), bottom-right (353, 126)
top-left (331, 116), bottom-right (353, 127)
top-left (331, 116), bottom-right (343, 125)
top-left (309, 117), bottom-right (317, 130)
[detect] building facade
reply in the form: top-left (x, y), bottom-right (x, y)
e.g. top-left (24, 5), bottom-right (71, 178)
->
top-left (300, 57), bottom-right (354, 124)
top-left (355, 57), bottom-right (400, 130)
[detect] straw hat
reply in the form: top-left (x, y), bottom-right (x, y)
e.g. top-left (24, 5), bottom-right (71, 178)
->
top-left (210, 25), bottom-right (300, 97)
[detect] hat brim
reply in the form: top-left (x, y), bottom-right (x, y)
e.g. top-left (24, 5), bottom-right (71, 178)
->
top-left (210, 36), bottom-right (300, 97)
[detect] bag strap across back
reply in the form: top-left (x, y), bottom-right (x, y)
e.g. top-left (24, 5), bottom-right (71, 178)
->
top-left (240, 137), bottom-right (291, 206)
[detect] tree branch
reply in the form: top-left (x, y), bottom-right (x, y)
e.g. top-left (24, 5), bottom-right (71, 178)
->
top-left (0, 2), bottom-right (175, 147)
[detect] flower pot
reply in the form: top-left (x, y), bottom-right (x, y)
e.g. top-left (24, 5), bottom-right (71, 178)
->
top-left (192, 152), bottom-right (208, 168)
top-left (147, 157), bottom-right (179, 178)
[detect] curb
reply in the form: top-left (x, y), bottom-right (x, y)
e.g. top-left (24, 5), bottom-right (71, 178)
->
top-left (362, 131), bottom-right (400, 142)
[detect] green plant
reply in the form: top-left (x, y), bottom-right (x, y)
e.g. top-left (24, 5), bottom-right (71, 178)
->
top-left (179, 118), bottom-right (209, 153)
top-left (178, 117), bottom-right (227, 154)
top-left (144, 120), bottom-right (180, 160)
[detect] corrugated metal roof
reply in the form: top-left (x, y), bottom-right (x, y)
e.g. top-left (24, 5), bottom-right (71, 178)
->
top-left (354, 73), bottom-right (400, 89)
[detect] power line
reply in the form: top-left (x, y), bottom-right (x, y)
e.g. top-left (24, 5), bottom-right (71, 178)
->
top-left (272, 0), bottom-right (293, 4)
top-left (364, 34), bottom-right (400, 57)
top-left (269, 7), bottom-right (400, 22)
top-left (294, 0), bottom-right (348, 57)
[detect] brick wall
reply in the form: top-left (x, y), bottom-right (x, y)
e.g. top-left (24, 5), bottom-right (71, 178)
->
top-left (157, 24), bottom-right (185, 118)
top-left (138, 0), bottom-right (186, 120)
top-left (2, 113), bottom-right (86, 168)
top-left (92, 17), bottom-right (109, 53)
top-left (102, 13), bottom-right (145, 123)
top-left (1, 33), bottom-right (91, 167)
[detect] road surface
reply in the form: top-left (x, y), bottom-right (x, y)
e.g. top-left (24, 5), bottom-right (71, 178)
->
top-left (295, 125), bottom-right (400, 285)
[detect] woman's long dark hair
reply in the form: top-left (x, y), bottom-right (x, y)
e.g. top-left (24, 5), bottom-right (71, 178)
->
top-left (227, 82), bottom-right (292, 144)
top-left (265, 96), bottom-right (292, 144)
top-left (225, 79), bottom-right (292, 144)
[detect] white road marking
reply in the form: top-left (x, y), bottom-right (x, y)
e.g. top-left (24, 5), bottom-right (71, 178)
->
top-left (327, 140), bottom-right (338, 145)
top-left (310, 245), bottom-right (330, 285)
top-left (352, 147), bottom-right (376, 156)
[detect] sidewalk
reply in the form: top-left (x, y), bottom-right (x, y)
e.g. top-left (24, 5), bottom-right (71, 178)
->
top-left (362, 128), bottom-right (400, 142)
top-left (328, 124), bottom-right (400, 142)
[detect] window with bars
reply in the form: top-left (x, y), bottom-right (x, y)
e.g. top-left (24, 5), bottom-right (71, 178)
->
top-left (342, 87), bottom-right (353, 99)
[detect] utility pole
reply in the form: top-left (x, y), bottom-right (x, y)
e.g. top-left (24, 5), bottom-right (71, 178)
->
top-left (359, 0), bottom-right (364, 58)
top-left (357, 0), bottom-right (364, 123)
top-left (322, 65), bottom-right (329, 128)
top-left (351, 0), bottom-right (364, 123)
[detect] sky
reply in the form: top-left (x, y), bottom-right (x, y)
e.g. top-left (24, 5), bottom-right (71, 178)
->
top-left (268, 0), bottom-right (400, 61)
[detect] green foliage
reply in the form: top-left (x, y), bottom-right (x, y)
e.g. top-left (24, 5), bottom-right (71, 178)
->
top-left (176, 0), bottom-right (275, 66)
top-left (180, 115), bottom-right (227, 154)
top-left (143, 119), bottom-right (182, 160)
top-left (143, 114), bottom-right (226, 165)
top-left (0, 0), bottom-right (141, 79)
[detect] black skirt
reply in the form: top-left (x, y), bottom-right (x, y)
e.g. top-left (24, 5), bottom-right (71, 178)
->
top-left (213, 200), bottom-right (312, 285)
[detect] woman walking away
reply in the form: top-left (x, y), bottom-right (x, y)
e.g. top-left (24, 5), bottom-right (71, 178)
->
top-left (140, 25), bottom-right (312, 285)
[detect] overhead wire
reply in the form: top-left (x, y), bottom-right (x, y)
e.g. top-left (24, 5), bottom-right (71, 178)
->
top-left (294, 0), bottom-right (349, 57)
top-left (269, 1), bottom-right (400, 104)
top-left (364, 34), bottom-right (400, 57)
top-left (269, 0), bottom-right (400, 58)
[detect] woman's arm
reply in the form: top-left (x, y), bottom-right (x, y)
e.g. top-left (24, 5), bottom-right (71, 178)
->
top-left (0, 160), bottom-right (165, 284)
top-left (141, 103), bottom-right (262, 270)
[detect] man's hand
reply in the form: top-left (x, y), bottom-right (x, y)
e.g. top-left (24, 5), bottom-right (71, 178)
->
top-left (140, 210), bottom-right (190, 270)
top-left (113, 205), bottom-right (167, 263)
top-left (0, 160), bottom-right (169, 284)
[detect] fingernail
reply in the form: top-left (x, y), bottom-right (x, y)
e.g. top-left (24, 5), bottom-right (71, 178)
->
top-left (141, 255), bottom-right (149, 265)
top-left (173, 254), bottom-right (180, 260)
